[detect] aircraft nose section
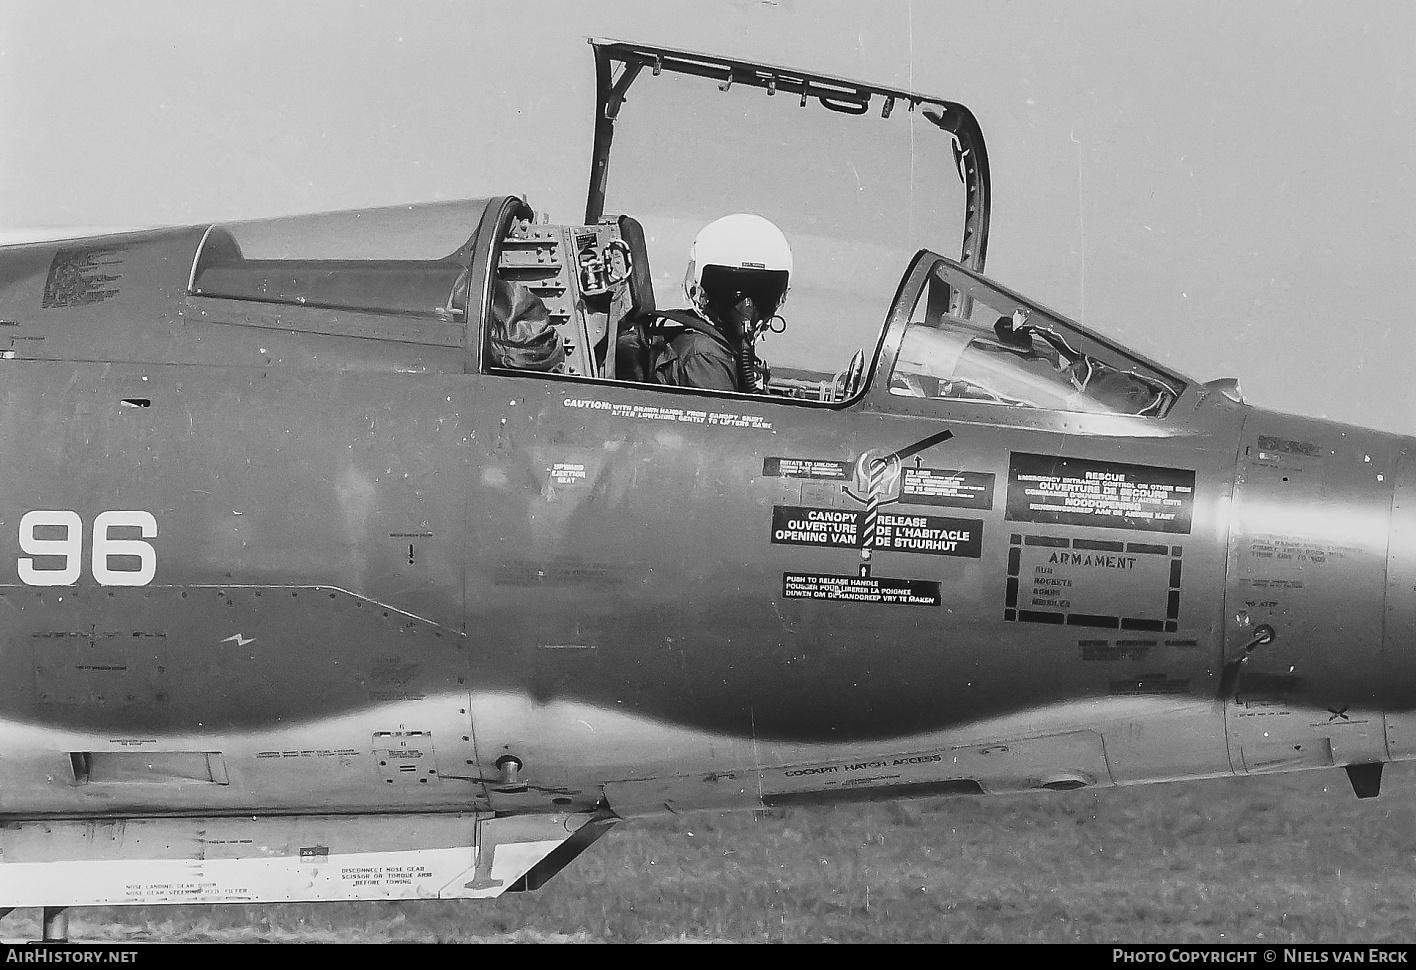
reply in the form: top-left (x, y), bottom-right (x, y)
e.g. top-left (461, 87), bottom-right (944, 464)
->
top-left (1382, 442), bottom-right (1416, 760)
top-left (1223, 416), bottom-right (1402, 773)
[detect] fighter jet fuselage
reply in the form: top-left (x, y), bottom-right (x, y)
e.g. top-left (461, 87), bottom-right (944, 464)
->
top-left (0, 41), bottom-right (1402, 917)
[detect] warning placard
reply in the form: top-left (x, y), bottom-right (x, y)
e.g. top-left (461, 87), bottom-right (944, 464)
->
top-left (771, 506), bottom-right (859, 548)
top-left (549, 462), bottom-right (587, 486)
top-left (763, 457), bottom-right (853, 481)
top-left (783, 572), bottom-right (941, 606)
top-left (874, 512), bottom-right (982, 557)
top-left (1006, 453), bottom-right (1195, 534)
top-left (771, 506), bottom-right (983, 558)
top-left (900, 468), bottom-right (995, 509)
top-left (1005, 535), bottom-right (1183, 631)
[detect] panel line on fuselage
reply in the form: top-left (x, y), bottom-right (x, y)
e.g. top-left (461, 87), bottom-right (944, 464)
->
top-left (0, 583), bottom-right (468, 638)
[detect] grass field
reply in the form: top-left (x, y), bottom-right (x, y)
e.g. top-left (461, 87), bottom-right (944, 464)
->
top-left (9, 763), bottom-right (1416, 943)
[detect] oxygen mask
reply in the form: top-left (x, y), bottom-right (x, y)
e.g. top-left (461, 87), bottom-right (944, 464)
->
top-left (718, 292), bottom-right (764, 339)
top-left (700, 266), bottom-right (788, 339)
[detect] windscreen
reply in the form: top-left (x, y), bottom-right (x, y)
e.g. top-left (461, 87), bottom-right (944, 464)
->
top-left (600, 70), bottom-right (965, 381)
top-left (887, 261), bottom-right (1186, 416)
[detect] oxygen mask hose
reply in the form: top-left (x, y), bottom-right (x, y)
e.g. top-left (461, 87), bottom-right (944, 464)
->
top-left (723, 294), bottom-right (762, 393)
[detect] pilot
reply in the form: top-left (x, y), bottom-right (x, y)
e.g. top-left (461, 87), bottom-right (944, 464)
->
top-left (638, 214), bottom-right (792, 392)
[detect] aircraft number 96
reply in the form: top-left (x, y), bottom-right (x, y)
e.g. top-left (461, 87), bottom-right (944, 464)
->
top-left (18, 510), bottom-right (157, 587)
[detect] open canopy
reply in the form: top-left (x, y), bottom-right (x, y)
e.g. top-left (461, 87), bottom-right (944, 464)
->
top-left (584, 40), bottom-right (992, 378)
top-left (586, 39), bottom-right (990, 273)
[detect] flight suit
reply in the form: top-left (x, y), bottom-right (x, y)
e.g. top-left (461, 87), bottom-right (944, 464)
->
top-left (651, 326), bottom-right (738, 391)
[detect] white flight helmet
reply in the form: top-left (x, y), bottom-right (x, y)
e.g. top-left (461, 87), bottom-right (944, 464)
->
top-left (683, 214), bottom-right (792, 318)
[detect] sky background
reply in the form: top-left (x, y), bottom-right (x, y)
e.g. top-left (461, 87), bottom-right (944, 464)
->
top-left (2, 1), bottom-right (1414, 434)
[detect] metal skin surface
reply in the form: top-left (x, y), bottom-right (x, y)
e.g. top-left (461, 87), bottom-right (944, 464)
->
top-left (1223, 415), bottom-right (1406, 775)
top-left (0, 214), bottom-right (1406, 902)
top-left (0, 43), bottom-right (1407, 916)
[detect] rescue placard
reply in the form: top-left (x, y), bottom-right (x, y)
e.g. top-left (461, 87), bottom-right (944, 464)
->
top-left (1005, 453), bottom-right (1195, 534)
top-left (783, 572), bottom-right (941, 606)
top-left (771, 506), bottom-right (982, 558)
top-left (900, 468), bottom-right (995, 509)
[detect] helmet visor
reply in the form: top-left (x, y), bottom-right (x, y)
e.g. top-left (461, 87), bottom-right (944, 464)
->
top-left (700, 265), bottom-right (790, 319)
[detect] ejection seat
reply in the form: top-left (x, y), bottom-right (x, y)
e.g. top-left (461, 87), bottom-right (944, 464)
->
top-left (491, 212), bottom-right (655, 379)
top-left (604, 214), bottom-right (656, 381)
